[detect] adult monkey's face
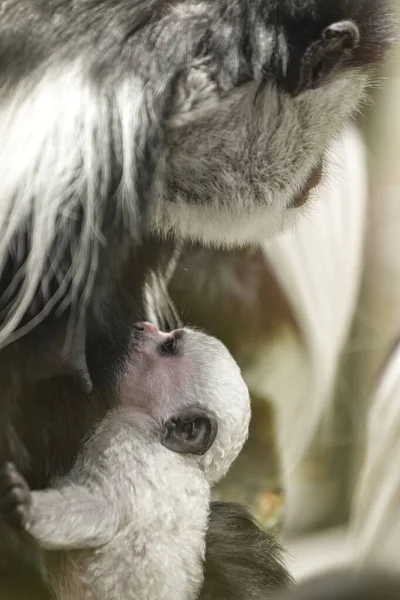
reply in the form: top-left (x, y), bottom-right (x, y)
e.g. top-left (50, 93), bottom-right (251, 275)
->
top-left (152, 0), bottom-right (395, 246)
top-left (0, 0), bottom-right (395, 348)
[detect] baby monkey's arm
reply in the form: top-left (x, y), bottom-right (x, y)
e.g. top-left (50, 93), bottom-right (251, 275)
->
top-left (0, 462), bottom-right (119, 551)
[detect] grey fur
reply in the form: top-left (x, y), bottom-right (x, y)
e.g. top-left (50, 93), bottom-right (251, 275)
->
top-left (0, 325), bottom-right (250, 600)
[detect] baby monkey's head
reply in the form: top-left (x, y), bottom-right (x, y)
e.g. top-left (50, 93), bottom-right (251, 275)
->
top-left (122, 322), bottom-right (251, 484)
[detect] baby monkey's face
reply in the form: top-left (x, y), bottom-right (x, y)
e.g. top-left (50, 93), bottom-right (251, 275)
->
top-left (123, 322), bottom-right (240, 414)
top-left (120, 322), bottom-right (251, 482)
top-left (125, 323), bottom-right (198, 413)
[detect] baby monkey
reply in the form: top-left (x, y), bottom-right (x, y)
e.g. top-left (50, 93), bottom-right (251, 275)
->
top-left (0, 323), bottom-right (251, 600)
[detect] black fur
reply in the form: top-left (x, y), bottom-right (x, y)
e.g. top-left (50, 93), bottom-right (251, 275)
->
top-left (200, 502), bottom-right (293, 600)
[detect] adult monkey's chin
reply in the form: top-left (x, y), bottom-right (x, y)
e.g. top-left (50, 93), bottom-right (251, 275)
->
top-left (150, 131), bottom-right (335, 248)
top-left (152, 146), bottom-right (327, 248)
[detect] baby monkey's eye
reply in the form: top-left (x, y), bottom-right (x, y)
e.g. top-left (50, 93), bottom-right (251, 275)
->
top-left (159, 337), bottom-right (178, 356)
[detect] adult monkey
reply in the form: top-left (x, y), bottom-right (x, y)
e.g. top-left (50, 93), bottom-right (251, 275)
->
top-left (0, 0), bottom-right (395, 596)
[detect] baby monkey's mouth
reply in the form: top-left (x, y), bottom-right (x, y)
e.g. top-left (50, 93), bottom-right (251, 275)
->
top-left (290, 160), bottom-right (323, 208)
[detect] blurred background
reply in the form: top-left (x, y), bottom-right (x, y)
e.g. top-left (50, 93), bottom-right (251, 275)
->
top-left (169, 4), bottom-right (400, 583)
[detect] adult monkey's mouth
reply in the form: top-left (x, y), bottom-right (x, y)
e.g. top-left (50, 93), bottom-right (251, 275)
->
top-left (290, 160), bottom-right (323, 208)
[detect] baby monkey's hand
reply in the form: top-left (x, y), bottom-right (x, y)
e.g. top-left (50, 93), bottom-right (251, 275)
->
top-left (0, 462), bottom-right (32, 529)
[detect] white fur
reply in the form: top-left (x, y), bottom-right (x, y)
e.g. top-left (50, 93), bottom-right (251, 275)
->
top-left (0, 65), bottom-right (162, 348)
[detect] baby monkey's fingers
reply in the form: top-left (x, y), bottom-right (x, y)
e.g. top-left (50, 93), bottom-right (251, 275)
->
top-left (0, 462), bottom-right (32, 529)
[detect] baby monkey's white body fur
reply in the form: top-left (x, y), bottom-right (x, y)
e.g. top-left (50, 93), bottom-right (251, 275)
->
top-left (4, 325), bottom-right (250, 600)
top-left (31, 414), bottom-right (210, 600)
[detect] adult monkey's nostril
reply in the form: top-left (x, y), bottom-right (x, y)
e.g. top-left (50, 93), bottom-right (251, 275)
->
top-left (323, 20), bottom-right (360, 49)
top-left (291, 19), bottom-right (361, 96)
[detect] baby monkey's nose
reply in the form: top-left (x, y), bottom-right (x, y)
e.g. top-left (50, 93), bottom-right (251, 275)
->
top-left (133, 322), bottom-right (160, 335)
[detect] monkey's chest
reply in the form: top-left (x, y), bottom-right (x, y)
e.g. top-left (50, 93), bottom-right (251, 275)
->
top-left (60, 518), bottom-right (206, 600)
top-left (49, 475), bottom-right (209, 600)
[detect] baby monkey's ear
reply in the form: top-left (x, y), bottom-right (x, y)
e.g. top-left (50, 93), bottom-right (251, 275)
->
top-left (162, 406), bottom-right (218, 456)
top-left (290, 20), bottom-right (360, 95)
